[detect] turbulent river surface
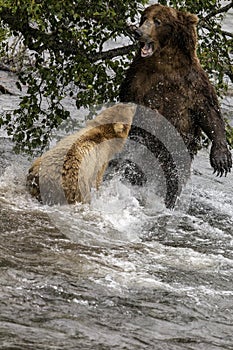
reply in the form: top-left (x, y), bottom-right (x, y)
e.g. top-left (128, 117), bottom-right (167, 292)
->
top-left (1, 13), bottom-right (233, 350)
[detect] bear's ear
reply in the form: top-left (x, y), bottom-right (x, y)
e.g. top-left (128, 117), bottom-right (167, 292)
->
top-left (172, 11), bottom-right (198, 59)
top-left (184, 12), bottom-right (198, 26)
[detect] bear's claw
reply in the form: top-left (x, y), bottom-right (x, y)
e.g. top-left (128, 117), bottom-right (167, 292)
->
top-left (210, 142), bottom-right (232, 177)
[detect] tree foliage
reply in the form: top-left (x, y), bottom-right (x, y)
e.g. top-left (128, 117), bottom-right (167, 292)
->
top-left (0, 0), bottom-right (232, 153)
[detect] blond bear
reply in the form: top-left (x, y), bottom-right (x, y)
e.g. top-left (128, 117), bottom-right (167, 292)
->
top-left (26, 103), bottom-right (136, 205)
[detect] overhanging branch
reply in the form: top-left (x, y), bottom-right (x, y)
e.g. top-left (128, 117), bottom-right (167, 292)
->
top-left (0, 6), bottom-right (136, 63)
top-left (89, 44), bottom-right (136, 62)
top-left (222, 30), bottom-right (233, 39)
top-left (202, 1), bottom-right (233, 21)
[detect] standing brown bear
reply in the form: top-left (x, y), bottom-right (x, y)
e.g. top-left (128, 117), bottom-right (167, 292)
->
top-left (120, 4), bottom-right (232, 177)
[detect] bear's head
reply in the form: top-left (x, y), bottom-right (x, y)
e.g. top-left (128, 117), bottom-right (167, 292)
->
top-left (113, 122), bottom-right (130, 138)
top-left (134, 4), bottom-right (198, 61)
top-left (86, 103), bottom-right (136, 140)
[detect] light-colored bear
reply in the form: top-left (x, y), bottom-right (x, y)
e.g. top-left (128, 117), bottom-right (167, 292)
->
top-left (26, 103), bottom-right (136, 205)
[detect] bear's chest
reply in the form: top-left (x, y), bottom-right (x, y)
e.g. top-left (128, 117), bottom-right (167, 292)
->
top-left (129, 71), bottom-right (198, 136)
top-left (132, 72), bottom-right (194, 117)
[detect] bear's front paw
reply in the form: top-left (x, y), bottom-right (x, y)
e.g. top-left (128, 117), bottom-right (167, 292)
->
top-left (210, 142), bottom-right (232, 177)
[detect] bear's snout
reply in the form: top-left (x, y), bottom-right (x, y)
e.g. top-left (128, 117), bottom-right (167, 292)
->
top-left (134, 23), bottom-right (153, 41)
top-left (134, 28), bottom-right (143, 40)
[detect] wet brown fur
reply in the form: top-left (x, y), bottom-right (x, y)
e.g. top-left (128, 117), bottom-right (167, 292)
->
top-left (120, 4), bottom-right (232, 175)
top-left (27, 104), bottom-right (136, 204)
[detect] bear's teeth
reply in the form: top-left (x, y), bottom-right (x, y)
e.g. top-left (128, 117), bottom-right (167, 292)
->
top-left (141, 43), bottom-right (153, 57)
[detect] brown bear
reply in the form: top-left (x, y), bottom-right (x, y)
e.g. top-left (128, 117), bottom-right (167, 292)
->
top-left (26, 103), bottom-right (136, 205)
top-left (120, 4), bottom-right (232, 177)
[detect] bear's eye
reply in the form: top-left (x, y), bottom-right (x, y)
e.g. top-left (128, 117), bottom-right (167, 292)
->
top-left (153, 17), bottom-right (161, 27)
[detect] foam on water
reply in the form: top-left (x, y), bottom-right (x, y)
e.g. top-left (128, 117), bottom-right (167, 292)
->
top-left (37, 176), bottom-right (167, 247)
top-left (1, 149), bottom-right (232, 245)
top-left (1, 154), bottom-right (233, 295)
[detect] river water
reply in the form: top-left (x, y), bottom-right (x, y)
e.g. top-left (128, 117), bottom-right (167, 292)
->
top-left (1, 9), bottom-right (233, 350)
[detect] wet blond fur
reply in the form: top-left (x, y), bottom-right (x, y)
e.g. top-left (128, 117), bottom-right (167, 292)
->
top-left (27, 104), bottom-right (136, 204)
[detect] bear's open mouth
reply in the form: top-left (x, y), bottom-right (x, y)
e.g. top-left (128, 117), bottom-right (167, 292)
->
top-left (140, 42), bottom-right (154, 58)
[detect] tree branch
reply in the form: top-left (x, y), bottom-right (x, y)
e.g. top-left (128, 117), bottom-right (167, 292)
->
top-left (0, 84), bottom-right (14, 94)
top-left (202, 1), bottom-right (233, 21)
top-left (0, 6), bottom-right (136, 62)
top-left (225, 70), bottom-right (233, 83)
top-left (222, 30), bottom-right (233, 39)
top-left (0, 62), bottom-right (14, 72)
top-left (88, 44), bottom-right (136, 62)
top-left (0, 7), bottom-right (78, 54)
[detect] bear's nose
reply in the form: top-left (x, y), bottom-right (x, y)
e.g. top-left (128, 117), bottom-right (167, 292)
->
top-left (134, 28), bottom-right (143, 40)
